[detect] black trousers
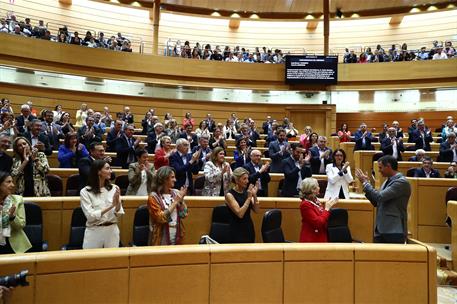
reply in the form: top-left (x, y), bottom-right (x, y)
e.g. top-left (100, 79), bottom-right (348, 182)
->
top-left (373, 233), bottom-right (406, 244)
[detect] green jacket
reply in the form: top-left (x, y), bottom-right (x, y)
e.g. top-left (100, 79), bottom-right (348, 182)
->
top-left (2, 195), bottom-right (32, 253)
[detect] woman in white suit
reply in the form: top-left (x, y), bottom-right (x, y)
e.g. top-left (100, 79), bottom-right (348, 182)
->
top-left (324, 149), bottom-right (353, 199)
top-left (202, 147), bottom-right (232, 196)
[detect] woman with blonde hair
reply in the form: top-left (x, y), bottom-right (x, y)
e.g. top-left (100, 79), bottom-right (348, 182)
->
top-left (299, 178), bottom-right (338, 242)
top-left (225, 167), bottom-right (259, 243)
top-left (148, 166), bottom-right (188, 245)
top-left (75, 103), bottom-right (88, 127)
top-left (202, 147), bottom-right (232, 196)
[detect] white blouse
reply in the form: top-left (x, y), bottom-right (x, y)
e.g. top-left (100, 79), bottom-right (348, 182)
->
top-left (80, 186), bottom-right (125, 227)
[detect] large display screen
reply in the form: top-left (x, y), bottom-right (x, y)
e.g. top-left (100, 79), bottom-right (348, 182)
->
top-left (285, 55), bottom-right (338, 85)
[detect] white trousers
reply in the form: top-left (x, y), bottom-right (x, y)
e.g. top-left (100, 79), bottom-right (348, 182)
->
top-left (83, 225), bottom-right (120, 249)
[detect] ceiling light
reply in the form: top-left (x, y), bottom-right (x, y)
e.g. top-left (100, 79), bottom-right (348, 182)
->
top-left (409, 7), bottom-right (421, 13)
top-left (230, 13), bottom-right (240, 18)
top-left (427, 5), bottom-right (438, 11)
top-left (211, 11), bottom-right (221, 16)
top-left (305, 14), bottom-right (314, 20)
top-left (249, 14), bottom-right (259, 19)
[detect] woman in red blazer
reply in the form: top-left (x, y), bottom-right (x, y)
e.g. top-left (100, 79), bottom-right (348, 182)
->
top-left (299, 178), bottom-right (338, 242)
top-left (154, 136), bottom-right (174, 170)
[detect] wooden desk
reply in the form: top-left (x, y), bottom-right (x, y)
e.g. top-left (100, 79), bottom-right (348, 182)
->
top-left (447, 200), bottom-right (457, 270)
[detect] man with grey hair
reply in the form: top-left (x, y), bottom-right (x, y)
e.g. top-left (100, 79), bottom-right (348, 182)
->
top-left (15, 104), bottom-right (36, 134)
top-left (439, 132), bottom-right (457, 163)
top-left (354, 122), bottom-right (374, 151)
top-left (411, 119), bottom-right (433, 151)
top-left (169, 138), bottom-right (201, 194)
top-left (408, 149), bottom-right (426, 162)
top-left (191, 134), bottom-right (212, 171)
top-left (309, 136), bottom-right (332, 174)
top-left (0, 133), bottom-right (13, 173)
top-left (381, 127), bottom-right (405, 160)
top-left (244, 149), bottom-right (271, 197)
top-left (93, 112), bottom-right (106, 133)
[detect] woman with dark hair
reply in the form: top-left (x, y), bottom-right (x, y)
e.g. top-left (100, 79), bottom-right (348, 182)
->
top-left (126, 149), bottom-right (155, 196)
top-left (225, 167), bottom-right (259, 243)
top-left (182, 112), bottom-right (195, 128)
top-left (299, 126), bottom-right (313, 149)
top-left (57, 112), bottom-right (75, 135)
top-left (324, 148), bottom-right (353, 199)
top-left (307, 132), bottom-right (319, 150)
top-left (223, 119), bottom-right (237, 139)
top-left (233, 138), bottom-right (251, 169)
top-left (0, 112), bottom-right (18, 138)
top-left (203, 147), bottom-right (232, 196)
top-left (11, 137), bottom-right (50, 197)
top-left (52, 105), bottom-right (63, 123)
top-left (337, 123), bottom-right (352, 143)
top-left (299, 178), bottom-right (338, 243)
top-left (195, 120), bottom-right (210, 139)
top-left (147, 166), bottom-right (188, 245)
top-left (80, 159), bottom-right (124, 249)
top-left (0, 171), bottom-right (32, 254)
top-left (57, 132), bottom-right (89, 168)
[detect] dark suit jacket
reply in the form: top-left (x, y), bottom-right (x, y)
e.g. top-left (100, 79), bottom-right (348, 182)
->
top-left (77, 125), bottom-right (103, 149)
top-left (268, 140), bottom-right (290, 173)
top-left (23, 132), bottom-right (52, 156)
top-left (439, 141), bottom-right (456, 163)
top-left (309, 146), bottom-right (332, 174)
top-left (0, 152), bottom-right (13, 173)
top-left (244, 162), bottom-right (271, 197)
top-left (354, 130), bottom-right (374, 151)
top-left (381, 137), bottom-right (405, 161)
top-left (179, 132), bottom-right (198, 150)
top-left (106, 129), bottom-right (122, 152)
top-left (413, 168), bottom-right (440, 178)
top-left (363, 173), bottom-right (411, 241)
top-left (235, 134), bottom-right (257, 148)
top-left (281, 157), bottom-right (312, 197)
top-left (41, 121), bottom-right (64, 151)
top-left (191, 145), bottom-right (211, 171)
top-left (411, 129), bottom-right (433, 151)
top-left (205, 119), bottom-right (216, 133)
top-left (78, 156), bottom-right (94, 190)
top-left (169, 151), bottom-right (200, 193)
top-left (15, 114), bottom-right (37, 134)
top-left (262, 121), bottom-right (272, 135)
top-left (116, 135), bottom-right (137, 169)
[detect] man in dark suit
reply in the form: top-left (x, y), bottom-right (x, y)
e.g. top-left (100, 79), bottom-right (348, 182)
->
top-left (391, 120), bottom-right (404, 139)
top-left (191, 135), bottom-right (212, 171)
top-left (169, 138), bottom-right (201, 194)
top-left (244, 149), bottom-right (271, 197)
top-left (309, 136), bottom-right (332, 174)
top-left (268, 128), bottom-right (289, 173)
top-left (439, 132), bottom-right (457, 163)
top-left (179, 124), bottom-right (198, 152)
top-left (116, 124), bottom-right (141, 169)
top-left (414, 157), bottom-right (440, 178)
top-left (262, 116), bottom-right (274, 135)
top-left (23, 119), bottom-right (52, 156)
top-left (106, 120), bottom-right (123, 152)
top-left (408, 149), bottom-right (426, 162)
top-left (235, 123), bottom-right (257, 148)
top-left (0, 133), bottom-right (13, 173)
top-left (78, 142), bottom-right (113, 190)
top-left (204, 113), bottom-right (216, 133)
top-left (77, 116), bottom-right (103, 150)
top-left (41, 110), bottom-right (63, 151)
top-left (381, 127), bottom-right (405, 160)
top-left (15, 104), bottom-right (37, 135)
top-left (122, 106), bottom-right (134, 124)
top-left (411, 120), bottom-right (433, 151)
top-left (353, 123), bottom-right (374, 151)
top-left (281, 143), bottom-right (312, 197)
top-left (356, 155), bottom-right (411, 243)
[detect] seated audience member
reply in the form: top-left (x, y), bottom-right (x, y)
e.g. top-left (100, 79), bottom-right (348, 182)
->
top-left (191, 135), bottom-right (212, 171)
top-left (442, 119), bottom-right (457, 140)
top-left (381, 127), bottom-right (405, 160)
top-left (165, 119), bottom-right (181, 143)
top-left (11, 137), bottom-right (50, 197)
top-left (0, 134), bottom-right (13, 173)
top-left (116, 124), bottom-right (140, 169)
top-left (57, 112), bottom-right (75, 135)
top-left (325, 149), bottom-right (353, 199)
top-left (223, 119), bottom-right (238, 139)
top-left (354, 123), bottom-right (374, 151)
top-left (268, 128), bottom-right (289, 173)
top-left (432, 46), bottom-right (448, 60)
top-left (299, 178), bottom-right (338, 243)
top-left (179, 124), bottom-right (198, 152)
top-left (146, 123), bottom-right (166, 154)
top-left (77, 116), bottom-right (103, 150)
top-left (408, 149), bottom-right (426, 162)
top-left (75, 103), bottom-right (88, 127)
top-left (411, 120), bottom-right (433, 151)
top-left (439, 132), bottom-right (457, 163)
top-left (126, 149), bottom-right (155, 196)
top-left (169, 138), bottom-right (200, 194)
top-left (202, 147), bottom-right (232, 196)
top-left (106, 120), bottom-right (123, 152)
top-left (236, 123), bottom-right (257, 148)
top-left (41, 110), bottom-right (63, 151)
top-left (58, 132), bottom-right (89, 168)
top-left (209, 127), bottom-right (227, 151)
top-left (79, 142), bottom-right (113, 190)
top-left (182, 112), bottom-right (195, 128)
top-left (310, 136), bottom-right (333, 175)
top-left (93, 112), bottom-right (106, 134)
top-left (0, 171), bottom-right (32, 254)
top-left (0, 113), bottom-right (18, 139)
top-left (281, 143), bottom-right (312, 197)
top-left (337, 123), bottom-right (352, 143)
top-left (147, 166), bottom-right (188, 245)
top-left (225, 167), bottom-right (259, 243)
top-left (80, 160), bottom-right (124, 249)
top-left (69, 31), bottom-right (82, 45)
top-left (233, 138), bottom-right (251, 169)
top-left (391, 121), bottom-right (404, 138)
top-left (154, 136), bottom-right (174, 170)
top-left (15, 104), bottom-right (36, 134)
top-left (23, 119), bottom-right (52, 156)
top-left (244, 150), bottom-right (271, 197)
top-left (299, 126), bottom-right (313, 149)
top-left (444, 162), bottom-right (456, 178)
top-left (414, 157), bottom-right (440, 178)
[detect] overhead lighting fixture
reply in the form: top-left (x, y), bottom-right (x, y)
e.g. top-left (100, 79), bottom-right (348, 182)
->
top-left (211, 11), bottom-right (221, 16)
top-left (305, 14), bottom-right (314, 20)
top-left (249, 14), bottom-right (259, 19)
top-left (409, 7), bottom-right (421, 13)
top-left (351, 13), bottom-right (360, 18)
top-left (427, 5), bottom-right (438, 11)
top-left (131, 1), bottom-right (141, 7)
top-left (447, 4), bottom-right (455, 8)
top-left (230, 13), bottom-right (240, 18)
